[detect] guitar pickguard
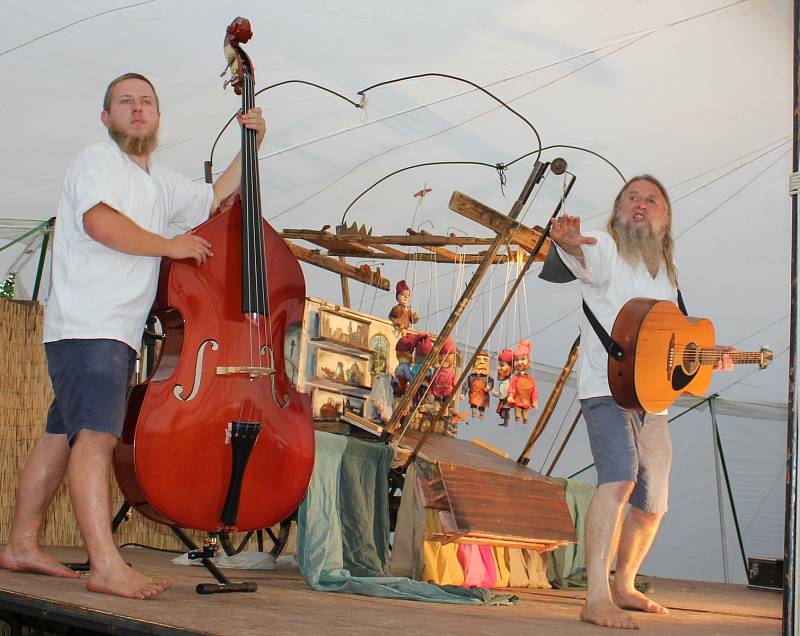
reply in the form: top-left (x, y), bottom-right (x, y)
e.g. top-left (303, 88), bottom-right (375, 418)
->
top-left (671, 366), bottom-right (698, 391)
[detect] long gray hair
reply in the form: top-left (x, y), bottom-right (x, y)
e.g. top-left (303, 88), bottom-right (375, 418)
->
top-left (606, 174), bottom-right (678, 287)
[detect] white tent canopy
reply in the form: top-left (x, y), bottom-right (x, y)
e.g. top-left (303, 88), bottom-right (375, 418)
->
top-left (0, 0), bottom-right (792, 583)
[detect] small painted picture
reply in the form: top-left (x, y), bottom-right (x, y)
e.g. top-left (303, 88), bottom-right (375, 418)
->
top-left (314, 349), bottom-right (371, 389)
top-left (311, 389), bottom-right (366, 420)
top-left (369, 333), bottom-right (390, 375)
top-left (319, 309), bottom-right (370, 349)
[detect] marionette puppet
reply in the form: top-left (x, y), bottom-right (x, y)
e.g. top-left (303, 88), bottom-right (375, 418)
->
top-left (460, 351), bottom-right (494, 418)
top-left (411, 332), bottom-right (434, 408)
top-left (507, 339), bottom-right (538, 424)
top-left (430, 335), bottom-right (457, 412)
top-left (388, 279), bottom-right (419, 333)
top-left (493, 348), bottom-right (514, 427)
top-left (392, 333), bottom-right (416, 398)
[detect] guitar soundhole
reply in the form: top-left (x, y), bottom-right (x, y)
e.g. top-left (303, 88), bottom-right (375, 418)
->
top-left (682, 343), bottom-right (699, 374)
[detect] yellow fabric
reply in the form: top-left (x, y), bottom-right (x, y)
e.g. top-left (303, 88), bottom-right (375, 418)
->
top-left (492, 546), bottom-right (511, 587)
top-left (524, 549), bottom-right (552, 589)
top-left (421, 510), bottom-right (464, 586)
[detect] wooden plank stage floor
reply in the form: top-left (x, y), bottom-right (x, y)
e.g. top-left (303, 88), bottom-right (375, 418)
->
top-left (0, 546), bottom-right (781, 635)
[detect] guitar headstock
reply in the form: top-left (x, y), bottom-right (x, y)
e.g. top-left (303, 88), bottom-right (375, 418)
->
top-left (758, 346), bottom-right (774, 370)
top-left (222, 17), bottom-right (254, 95)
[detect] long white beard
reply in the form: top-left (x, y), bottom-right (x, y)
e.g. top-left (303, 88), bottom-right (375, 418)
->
top-left (613, 216), bottom-right (666, 273)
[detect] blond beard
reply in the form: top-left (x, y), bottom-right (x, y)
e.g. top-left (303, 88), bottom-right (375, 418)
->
top-left (108, 120), bottom-right (158, 159)
top-left (613, 216), bottom-right (667, 274)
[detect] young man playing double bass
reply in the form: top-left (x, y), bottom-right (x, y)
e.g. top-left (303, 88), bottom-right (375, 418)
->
top-left (550, 175), bottom-right (734, 629)
top-left (0, 73), bottom-right (265, 599)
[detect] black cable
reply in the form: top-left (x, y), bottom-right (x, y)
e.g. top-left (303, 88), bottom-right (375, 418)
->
top-left (208, 80), bottom-right (362, 170)
top-left (359, 72), bottom-right (542, 162)
top-left (118, 542), bottom-right (185, 554)
top-left (340, 141), bottom-right (624, 225)
top-left (340, 160), bottom-right (501, 226)
top-left (508, 144), bottom-right (626, 182)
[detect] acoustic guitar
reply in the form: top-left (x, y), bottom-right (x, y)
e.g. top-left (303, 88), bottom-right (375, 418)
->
top-left (608, 298), bottom-right (772, 413)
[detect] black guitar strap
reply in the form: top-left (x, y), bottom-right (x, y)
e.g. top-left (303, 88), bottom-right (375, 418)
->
top-left (582, 289), bottom-right (687, 362)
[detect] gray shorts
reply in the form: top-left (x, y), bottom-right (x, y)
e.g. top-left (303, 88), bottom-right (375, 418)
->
top-left (44, 339), bottom-right (137, 445)
top-left (580, 396), bottom-right (672, 513)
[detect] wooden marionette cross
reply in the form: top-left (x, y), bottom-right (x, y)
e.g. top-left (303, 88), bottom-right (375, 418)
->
top-left (449, 191), bottom-right (552, 259)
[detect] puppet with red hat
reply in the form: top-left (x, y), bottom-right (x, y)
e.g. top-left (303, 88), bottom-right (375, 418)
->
top-left (388, 279), bottom-right (419, 333)
top-left (507, 338), bottom-right (538, 424)
top-left (410, 332), bottom-right (434, 408)
top-left (430, 335), bottom-right (457, 409)
top-left (492, 348), bottom-right (514, 426)
top-left (392, 333), bottom-right (417, 397)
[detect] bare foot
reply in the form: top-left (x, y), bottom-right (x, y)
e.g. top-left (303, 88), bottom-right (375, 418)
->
top-left (0, 545), bottom-right (81, 579)
top-left (87, 564), bottom-right (170, 600)
top-left (612, 587), bottom-right (669, 614)
top-left (580, 598), bottom-right (640, 629)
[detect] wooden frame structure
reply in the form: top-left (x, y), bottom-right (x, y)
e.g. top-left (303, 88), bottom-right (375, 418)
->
top-left (279, 192), bottom-right (552, 297)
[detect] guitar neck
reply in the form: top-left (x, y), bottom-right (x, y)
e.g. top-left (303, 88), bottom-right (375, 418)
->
top-left (699, 348), bottom-right (768, 367)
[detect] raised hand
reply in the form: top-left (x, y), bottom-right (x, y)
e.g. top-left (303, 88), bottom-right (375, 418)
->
top-left (550, 215), bottom-right (597, 256)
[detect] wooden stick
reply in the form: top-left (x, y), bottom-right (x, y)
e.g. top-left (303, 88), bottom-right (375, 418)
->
top-left (285, 242), bottom-right (390, 290)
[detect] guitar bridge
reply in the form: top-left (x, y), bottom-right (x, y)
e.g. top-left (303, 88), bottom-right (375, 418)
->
top-left (667, 333), bottom-right (675, 379)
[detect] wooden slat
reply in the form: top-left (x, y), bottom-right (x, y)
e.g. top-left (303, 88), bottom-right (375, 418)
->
top-left (285, 242), bottom-right (390, 290)
top-left (439, 463), bottom-right (577, 544)
top-left (282, 229), bottom-right (373, 256)
top-left (449, 191), bottom-right (551, 259)
top-left (324, 250), bottom-right (513, 264)
top-left (408, 228), bottom-right (460, 261)
top-left (398, 429), bottom-right (554, 478)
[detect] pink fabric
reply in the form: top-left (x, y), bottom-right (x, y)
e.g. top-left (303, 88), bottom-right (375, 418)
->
top-left (478, 545), bottom-right (498, 588)
top-left (456, 544), bottom-right (498, 588)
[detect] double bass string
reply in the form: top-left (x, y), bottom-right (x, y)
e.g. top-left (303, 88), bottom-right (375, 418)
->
top-left (242, 67), bottom-right (276, 424)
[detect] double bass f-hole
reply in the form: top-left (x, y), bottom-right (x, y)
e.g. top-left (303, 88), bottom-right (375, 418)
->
top-left (173, 339), bottom-right (220, 402)
top-left (260, 344), bottom-right (291, 409)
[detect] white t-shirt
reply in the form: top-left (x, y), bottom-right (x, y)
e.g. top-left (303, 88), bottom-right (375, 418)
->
top-left (44, 142), bottom-right (214, 351)
top-left (556, 231), bottom-right (678, 399)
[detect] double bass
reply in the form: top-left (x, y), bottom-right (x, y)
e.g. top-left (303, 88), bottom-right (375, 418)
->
top-left (113, 18), bottom-right (315, 532)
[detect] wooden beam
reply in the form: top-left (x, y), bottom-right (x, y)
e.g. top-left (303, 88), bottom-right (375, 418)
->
top-left (371, 243), bottom-right (407, 258)
top-left (408, 228), bottom-right (460, 261)
top-left (286, 242), bottom-right (390, 290)
top-left (363, 235), bottom-right (496, 247)
top-left (282, 229), bottom-right (374, 256)
top-left (338, 256), bottom-right (351, 307)
top-left (449, 191), bottom-right (551, 259)
top-left (282, 229), bottom-right (498, 248)
top-left (324, 249), bottom-right (515, 264)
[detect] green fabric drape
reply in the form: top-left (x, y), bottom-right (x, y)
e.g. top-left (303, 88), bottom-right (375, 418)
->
top-left (547, 478), bottom-right (593, 590)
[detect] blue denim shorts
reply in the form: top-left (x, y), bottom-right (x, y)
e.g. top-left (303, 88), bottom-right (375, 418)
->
top-left (580, 396), bottom-right (672, 513)
top-left (44, 339), bottom-right (137, 444)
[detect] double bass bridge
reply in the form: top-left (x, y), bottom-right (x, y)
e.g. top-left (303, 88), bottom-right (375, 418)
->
top-left (216, 366), bottom-right (275, 378)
